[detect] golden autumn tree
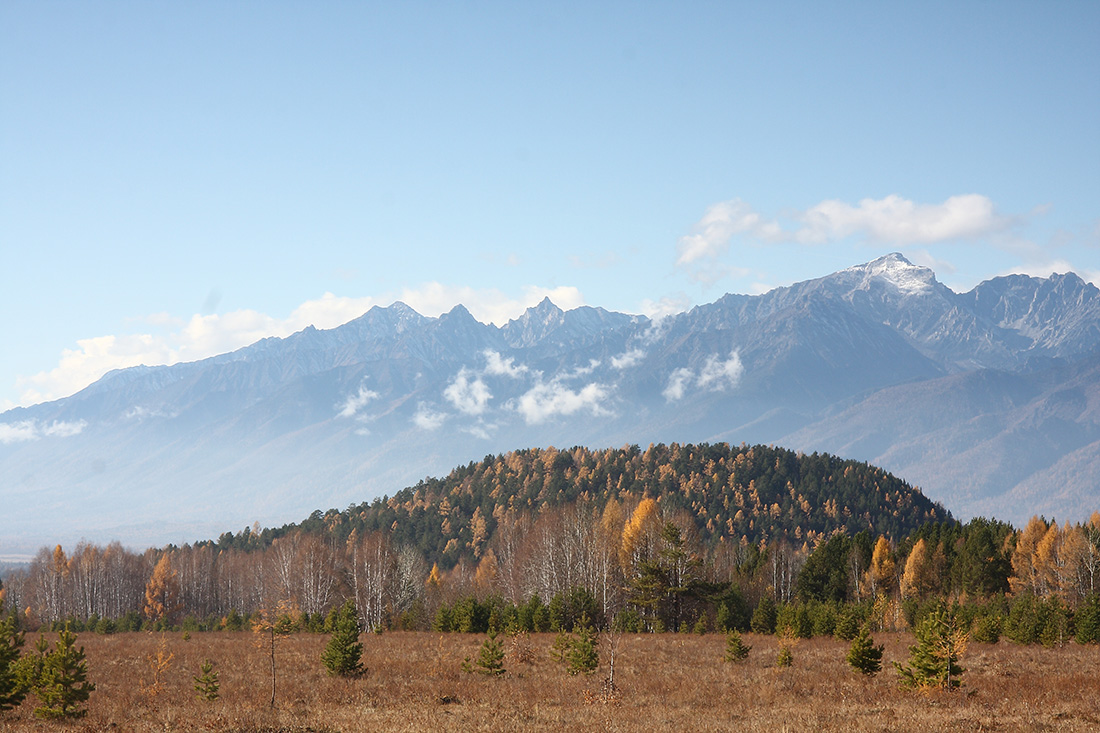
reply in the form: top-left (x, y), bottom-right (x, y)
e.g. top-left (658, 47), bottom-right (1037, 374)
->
top-left (900, 539), bottom-right (931, 600)
top-left (1009, 516), bottom-right (1051, 596)
top-left (619, 498), bottom-right (661, 573)
top-left (143, 554), bottom-right (181, 624)
top-left (868, 536), bottom-right (896, 596)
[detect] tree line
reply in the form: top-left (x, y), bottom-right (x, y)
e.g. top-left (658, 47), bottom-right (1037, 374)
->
top-left (2, 500), bottom-right (1098, 648)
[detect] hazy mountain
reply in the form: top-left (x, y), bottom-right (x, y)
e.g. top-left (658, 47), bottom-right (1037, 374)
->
top-left (2, 253), bottom-right (1097, 552)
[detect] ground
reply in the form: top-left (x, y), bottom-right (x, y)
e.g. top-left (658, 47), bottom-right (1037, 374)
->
top-left (2, 630), bottom-right (1098, 731)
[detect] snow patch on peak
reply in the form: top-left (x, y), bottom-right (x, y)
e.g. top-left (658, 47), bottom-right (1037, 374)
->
top-left (849, 253), bottom-right (936, 294)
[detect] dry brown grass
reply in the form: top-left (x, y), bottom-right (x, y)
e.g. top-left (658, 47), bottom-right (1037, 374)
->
top-left (2, 630), bottom-right (1098, 732)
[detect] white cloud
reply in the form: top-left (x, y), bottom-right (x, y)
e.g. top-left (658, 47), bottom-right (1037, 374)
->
top-left (338, 384), bottom-right (379, 418)
top-left (412, 403), bottom-right (447, 430)
top-left (514, 380), bottom-right (611, 424)
top-left (999, 260), bottom-right (1100, 287)
top-left (664, 351), bottom-right (744, 402)
top-left (11, 284), bottom-right (589, 408)
top-left (611, 348), bottom-right (645, 370)
top-left (463, 421), bottom-right (497, 440)
top-left (639, 295), bottom-right (691, 321)
top-left (696, 352), bottom-right (744, 389)
top-left (443, 370), bottom-right (492, 415)
top-left (662, 368), bottom-right (693, 402)
top-left (0, 419), bottom-right (86, 444)
top-left (676, 199), bottom-right (783, 265)
top-left (0, 421), bottom-right (39, 444)
top-left (796, 194), bottom-right (1007, 244)
top-left (673, 195), bottom-right (1014, 283)
top-left (568, 359), bottom-right (601, 378)
top-left (483, 350), bottom-right (528, 378)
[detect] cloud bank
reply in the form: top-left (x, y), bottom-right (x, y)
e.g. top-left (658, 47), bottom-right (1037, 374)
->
top-left (515, 380), bottom-right (611, 424)
top-left (664, 351), bottom-right (744, 401)
top-left (0, 419), bottom-right (87, 444)
top-left (676, 194), bottom-right (1013, 281)
top-left (10, 284), bottom-right (587, 409)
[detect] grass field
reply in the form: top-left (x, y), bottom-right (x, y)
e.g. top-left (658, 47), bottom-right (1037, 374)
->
top-left (2, 630), bottom-right (1098, 731)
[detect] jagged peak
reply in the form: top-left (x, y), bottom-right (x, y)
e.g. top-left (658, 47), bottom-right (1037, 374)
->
top-left (845, 252), bottom-right (937, 294)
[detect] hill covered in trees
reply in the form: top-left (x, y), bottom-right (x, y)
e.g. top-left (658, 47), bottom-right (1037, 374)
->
top-left (256, 442), bottom-right (947, 567)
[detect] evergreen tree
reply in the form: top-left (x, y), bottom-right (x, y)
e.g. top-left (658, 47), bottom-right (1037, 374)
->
top-left (463, 631), bottom-right (505, 676)
top-left (751, 597), bottom-right (777, 634)
top-left (0, 614), bottom-right (27, 712)
top-left (193, 659), bottom-right (220, 701)
top-left (1074, 594), bottom-right (1100, 645)
top-left (894, 604), bottom-right (967, 691)
top-left (715, 603), bottom-right (731, 633)
top-left (722, 630), bottom-right (750, 662)
top-left (833, 606), bottom-right (861, 641)
top-left (32, 624), bottom-right (96, 719)
top-left (846, 626), bottom-right (884, 676)
top-left (321, 600), bottom-right (364, 678)
top-left (565, 615), bottom-right (599, 676)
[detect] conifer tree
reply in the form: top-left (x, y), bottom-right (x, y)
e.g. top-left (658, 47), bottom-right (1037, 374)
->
top-left (846, 625), bottom-right (884, 676)
top-left (722, 630), bottom-right (750, 662)
top-left (193, 659), bottom-right (220, 701)
top-left (463, 631), bottom-right (505, 676)
top-left (0, 614), bottom-right (26, 712)
top-left (143, 554), bottom-right (181, 625)
top-left (321, 600), bottom-right (364, 677)
top-left (750, 597), bottom-right (777, 634)
top-left (894, 604), bottom-right (967, 691)
top-left (1074, 594), bottom-right (1100, 645)
top-left (32, 624), bottom-right (96, 719)
top-left (566, 615), bottom-right (599, 676)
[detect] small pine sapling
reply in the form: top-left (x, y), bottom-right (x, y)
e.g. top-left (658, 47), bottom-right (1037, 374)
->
top-left (463, 631), bottom-right (505, 676)
top-left (550, 630), bottom-right (571, 663)
top-left (193, 659), bottom-right (220, 701)
top-left (894, 604), bottom-right (968, 691)
top-left (0, 614), bottom-right (27, 712)
top-left (846, 626), bottom-right (884, 676)
top-left (776, 626), bottom-right (797, 669)
top-left (32, 624), bottom-right (96, 719)
top-left (722, 630), bottom-right (751, 662)
top-left (321, 599), bottom-right (364, 678)
top-left (566, 615), bottom-right (599, 676)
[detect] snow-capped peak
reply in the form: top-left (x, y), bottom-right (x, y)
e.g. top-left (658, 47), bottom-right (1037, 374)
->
top-left (848, 253), bottom-right (936, 294)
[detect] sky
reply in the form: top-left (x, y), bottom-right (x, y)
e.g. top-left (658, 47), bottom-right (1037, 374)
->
top-left (2, 1), bottom-right (1098, 411)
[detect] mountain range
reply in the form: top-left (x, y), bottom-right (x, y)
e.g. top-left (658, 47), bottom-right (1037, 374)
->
top-left (3, 253), bottom-right (1098, 553)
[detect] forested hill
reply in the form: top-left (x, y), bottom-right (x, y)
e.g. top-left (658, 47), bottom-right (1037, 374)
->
top-left (253, 443), bottom-right (949, 567)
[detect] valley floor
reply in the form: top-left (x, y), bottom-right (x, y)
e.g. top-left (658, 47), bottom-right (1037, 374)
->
top-left (3, 631), bottom-right (1098, 732)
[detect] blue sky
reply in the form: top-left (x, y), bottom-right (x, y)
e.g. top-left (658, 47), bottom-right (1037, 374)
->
top-left (2, 1), bottom-right (1098, 410)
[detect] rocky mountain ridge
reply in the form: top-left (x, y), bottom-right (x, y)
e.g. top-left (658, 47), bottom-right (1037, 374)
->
top-left (2, 254), bottom-right (1097, 552)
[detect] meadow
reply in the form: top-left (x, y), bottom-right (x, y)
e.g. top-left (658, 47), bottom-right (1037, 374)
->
top-left (2, 630), bottom-right (1098, 732)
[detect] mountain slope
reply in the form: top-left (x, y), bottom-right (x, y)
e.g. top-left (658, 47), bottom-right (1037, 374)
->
top-left (1, 254), bottom-right (1097, 551)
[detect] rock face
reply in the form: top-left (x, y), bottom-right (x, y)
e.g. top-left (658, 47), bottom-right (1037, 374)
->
top-left (2, 253), bottom-right (1098, 550)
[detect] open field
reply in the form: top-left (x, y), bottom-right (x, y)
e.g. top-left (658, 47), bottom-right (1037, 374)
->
top-left (3, 630), bottom-right (1099, 732)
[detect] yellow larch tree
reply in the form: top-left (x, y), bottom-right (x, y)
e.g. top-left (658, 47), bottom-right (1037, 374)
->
top-left (143, 553), bottom-right (181, 624)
